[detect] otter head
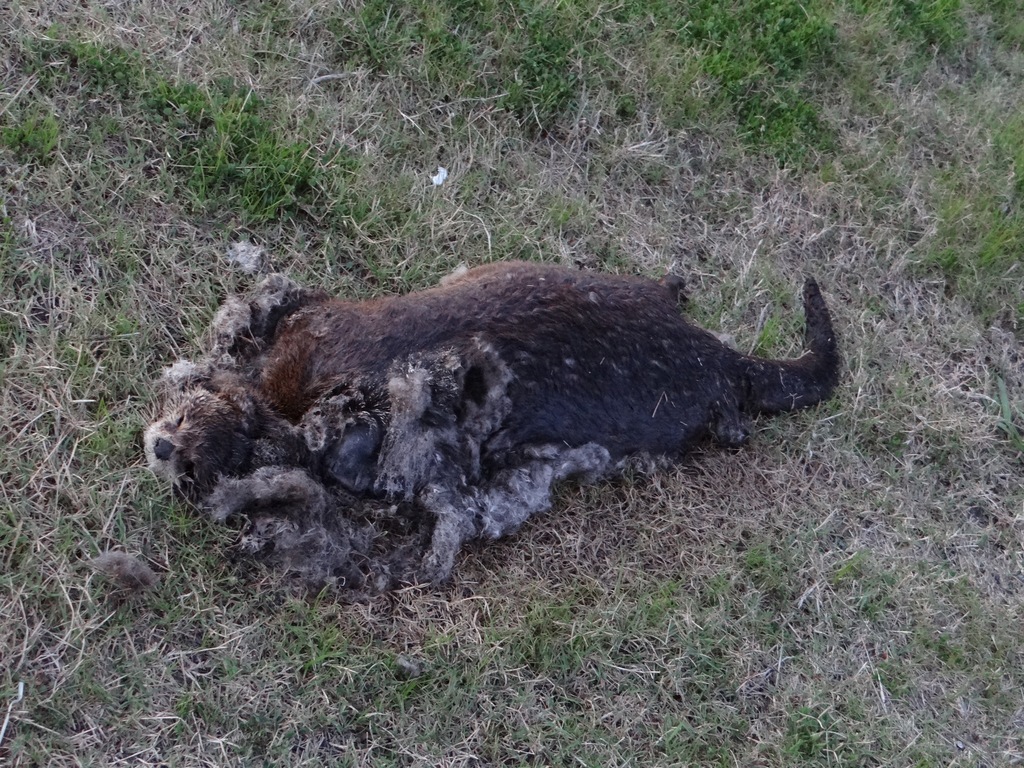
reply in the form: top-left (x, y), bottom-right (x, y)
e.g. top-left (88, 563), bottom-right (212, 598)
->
top-left (144, 361), bottom-right (266, 500)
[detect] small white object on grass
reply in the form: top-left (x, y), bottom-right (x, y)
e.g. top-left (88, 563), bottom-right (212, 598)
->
top-left (226, 240), bottom-right (264, 274)
top-left (431, 166), bottom-right (449, 186)
top-left (0, 681), bottom-right (24, 750)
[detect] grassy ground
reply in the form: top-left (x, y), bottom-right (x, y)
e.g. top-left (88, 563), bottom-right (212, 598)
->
top-left (2, 0), bottom-right (1022, 764)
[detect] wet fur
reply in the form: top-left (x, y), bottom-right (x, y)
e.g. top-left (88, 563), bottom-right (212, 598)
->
top-left (145, 262), bottom-right (839, 591)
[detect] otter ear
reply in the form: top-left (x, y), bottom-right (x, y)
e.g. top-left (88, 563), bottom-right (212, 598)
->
top-left (209, 274), bottom-right (324, 365)
top-left (247, 273), bottom-right (324, 340)
top-left (158, 359), bottom-right (211, 392)
top-left (208, 372), bottom-right (265, 435)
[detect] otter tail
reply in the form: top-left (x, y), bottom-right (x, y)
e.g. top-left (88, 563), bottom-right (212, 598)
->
top-left (742, 279), bottom-right (840, 413)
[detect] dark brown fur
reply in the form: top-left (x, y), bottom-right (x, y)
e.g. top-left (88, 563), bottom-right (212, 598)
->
top-left (145, 262), bottom-right (839, 590)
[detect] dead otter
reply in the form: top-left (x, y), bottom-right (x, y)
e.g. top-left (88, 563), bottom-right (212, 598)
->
top-left (145, 262), bottom-right (839, 590)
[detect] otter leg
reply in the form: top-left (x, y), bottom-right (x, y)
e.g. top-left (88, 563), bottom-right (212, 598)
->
top-left (210, 274), bottom-right (321, 365)
top-left (658, 273), bottom-right (689, 307)
top-left (416, 485), bottom-right (478, 585)
top-left (205, 467), bottom-right (372, 590)
top-left (472, 443), bottom-right (612, 539)
top-left (711, 402), bottom-right (751, 447)
top-left (205, 466), bottom-right (331, 525)
top-left (322, 416), bottom-right (384, 494)
top-left (415, 443), bottom-right (612, 584)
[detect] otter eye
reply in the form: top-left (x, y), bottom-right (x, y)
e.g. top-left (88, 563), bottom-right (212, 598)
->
top-left (174, 414), bottom-right (185, 429)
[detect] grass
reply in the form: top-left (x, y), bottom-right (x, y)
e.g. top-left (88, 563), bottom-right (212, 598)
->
top-left (1, 0), bottom-right (1023, 765)
top-left (996, 377), bottom-right (1024, 453)
top-left (327, 0), bottom-right (840, 163)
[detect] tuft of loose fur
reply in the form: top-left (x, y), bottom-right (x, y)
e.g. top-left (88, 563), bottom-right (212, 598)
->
top-left (89, 551), bottom-right (159, 594)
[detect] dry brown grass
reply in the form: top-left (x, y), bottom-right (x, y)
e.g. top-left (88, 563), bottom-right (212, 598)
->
top-left (2, 0), bottom-right (1023, 764)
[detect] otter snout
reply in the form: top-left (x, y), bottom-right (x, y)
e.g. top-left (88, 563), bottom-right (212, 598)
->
top-left (144, 421), bottom-right (181, 483)
top-left (152, 437), bottom-right (174, 461)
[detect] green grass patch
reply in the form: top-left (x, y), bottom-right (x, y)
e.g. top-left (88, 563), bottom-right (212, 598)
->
top-left (996, 377), bottom-right (1024, 454)
top-left (24, 36), bottom-right (144, 96)
top-left (847, 0), bottom-right (967, 51)
top-left (784, 705), bottom-right (841, 760)
top-left (831, 551), bottom-right (898, 620)
top-left (982, 0), bottom-right (1024, 45)
top-left (1, 106), bottom-right (60, 165)
top-left (741, 539), bottom-right (797, 600)
top-left (20, 36), bottom-right (357, 224)
top-left (918, 112), bottom-right (1024, 325)
top-left (325, 0), bottom-right (839, 163)
top-left (145, 80), bottom-right (357, 222)
top-left (329, 0), bottom-right (585, 125)
top-left (674, 0), bottom-right (838, 162)
top-left (0, 217), bottom-right (21, 357)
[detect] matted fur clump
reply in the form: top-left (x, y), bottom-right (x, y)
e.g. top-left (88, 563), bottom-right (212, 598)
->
top-left (144, 262), bottom-right (840, 593)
